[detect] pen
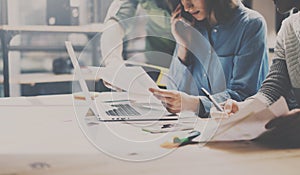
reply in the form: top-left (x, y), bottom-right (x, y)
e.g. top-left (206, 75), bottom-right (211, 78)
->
top-left (201, 88), bottom-right (224, 112)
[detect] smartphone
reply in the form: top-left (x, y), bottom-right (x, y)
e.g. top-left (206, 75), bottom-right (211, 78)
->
top-left (180, 2), bottom-right (194, 23)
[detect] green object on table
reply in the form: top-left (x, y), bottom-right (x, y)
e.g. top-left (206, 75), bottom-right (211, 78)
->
top-left (173, 130), bottom-right (201, 145)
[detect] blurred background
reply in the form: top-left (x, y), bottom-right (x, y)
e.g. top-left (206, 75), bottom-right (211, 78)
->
top-left (0, 0), bottom-right (290, 97)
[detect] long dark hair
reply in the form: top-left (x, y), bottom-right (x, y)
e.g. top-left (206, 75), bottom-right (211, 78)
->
top-left (164, 0), bottom-right (238, 23)
top-left (206, 0), bottom-right (239, 24)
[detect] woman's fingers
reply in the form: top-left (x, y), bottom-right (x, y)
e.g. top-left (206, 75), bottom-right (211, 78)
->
top-left (172, 4), bottom-right (182, 18)
top-left (167, 108), bottom-right (180, 114)
top-left (149, 88), bottom-right (179, 98)
top-left (224, 99), bottom-right (239, 114)
top-left (149, 88), bottom-right (183, 113)
top-left (282, 108), bottom-right (300, 117)
top-left (224, 99), bottom-right (233, 113)
top-left (156, 94), bottom-right (179, 107)
top-left (162, 100), bottom-right (179, 114)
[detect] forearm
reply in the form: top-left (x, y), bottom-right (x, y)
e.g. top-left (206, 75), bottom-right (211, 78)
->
top-left (177, 45), bottom-right (188, 63)
top-left (258, 59), bottom-right (292, 105)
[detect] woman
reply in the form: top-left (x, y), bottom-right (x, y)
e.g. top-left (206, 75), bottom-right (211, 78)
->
top-left (150, 0), bottom-right (269, 116)
top-left (224, 0), bottom-right (300, 144)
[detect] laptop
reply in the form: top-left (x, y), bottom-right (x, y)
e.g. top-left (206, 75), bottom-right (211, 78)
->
top-left (65, 41), bottom-right (178, 122)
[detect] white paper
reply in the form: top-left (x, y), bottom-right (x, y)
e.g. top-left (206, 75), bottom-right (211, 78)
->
top-left (89, 65), bottom-right (159, 96)
top-left (268, 97), bottom-right (289, 117)
top-left (202, 97), bottom-right (289, 141)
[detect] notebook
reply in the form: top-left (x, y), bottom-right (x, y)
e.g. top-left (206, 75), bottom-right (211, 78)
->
top-left (65, 41), bottom-right (178, 122)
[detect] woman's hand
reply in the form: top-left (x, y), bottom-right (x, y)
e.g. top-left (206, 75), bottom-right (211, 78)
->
top-left (223, 99), bottom-right (241, 115)
top-left (283, 109), bottom-right (300, 117)
top-left (258, 108), bottom-right (300, 145)
top-left (171, 4), bottom-right (195, 64)
top-left (265, 108), bottom-right (300, 130)
top-left (149, 88), bottom-right (199, 114)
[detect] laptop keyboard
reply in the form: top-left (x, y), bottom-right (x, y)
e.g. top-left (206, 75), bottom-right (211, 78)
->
top-left (105, 104), bottom-right (141, 116)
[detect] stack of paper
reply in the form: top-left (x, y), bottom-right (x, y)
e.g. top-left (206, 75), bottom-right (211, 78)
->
top-left (213, 97), bottom-right (289, 141)
top-left (195, 97), bottom-right (289, 142)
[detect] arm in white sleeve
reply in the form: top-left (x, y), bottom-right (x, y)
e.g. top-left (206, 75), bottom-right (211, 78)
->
top-left (100, 19), bottom-right (125, 66)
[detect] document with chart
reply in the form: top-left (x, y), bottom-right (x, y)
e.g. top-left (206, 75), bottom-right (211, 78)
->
top-left (194, 97), bottom-right (289, 142)
top-left (213, 97), bottom-right (289, 141)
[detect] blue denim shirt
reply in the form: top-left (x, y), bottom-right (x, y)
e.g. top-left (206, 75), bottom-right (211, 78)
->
top-left (167, 4), bottom-right (269, 115)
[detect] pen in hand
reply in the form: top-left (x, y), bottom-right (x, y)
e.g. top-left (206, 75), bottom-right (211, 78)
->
top-left (201, 88), bottom-right (224, 112)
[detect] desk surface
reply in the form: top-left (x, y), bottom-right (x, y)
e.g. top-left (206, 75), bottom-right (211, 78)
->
top-left (1, 94), bottom-right (300, 175)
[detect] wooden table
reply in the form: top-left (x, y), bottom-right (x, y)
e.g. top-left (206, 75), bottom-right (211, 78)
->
top-left (0, 94), bottom-right (300, 175)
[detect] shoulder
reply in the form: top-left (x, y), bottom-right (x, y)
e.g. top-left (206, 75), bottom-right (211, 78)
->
top-left (283, 11), bottom-right (300, 24)
top-left (280, 12), bottom-right (300, 33)
top-left (234, 5), bottom-right (266, 29)
top-left (276, 12), bottom-right (300, 46)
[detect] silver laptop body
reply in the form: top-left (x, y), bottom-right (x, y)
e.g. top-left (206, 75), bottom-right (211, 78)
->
top-left (65, 41), bottom-right (177, 122)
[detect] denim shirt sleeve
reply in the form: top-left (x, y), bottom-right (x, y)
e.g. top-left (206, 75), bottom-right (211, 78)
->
top-left (167, 45), bottom-right (195, 89)
top-left (198, 17), bottom-right (269, 116)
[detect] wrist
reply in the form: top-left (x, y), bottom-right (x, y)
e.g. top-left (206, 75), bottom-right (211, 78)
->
top-left (177, 45), bottom-right (188, 62)
top-left (187, 95), bottom-right (200, 113)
